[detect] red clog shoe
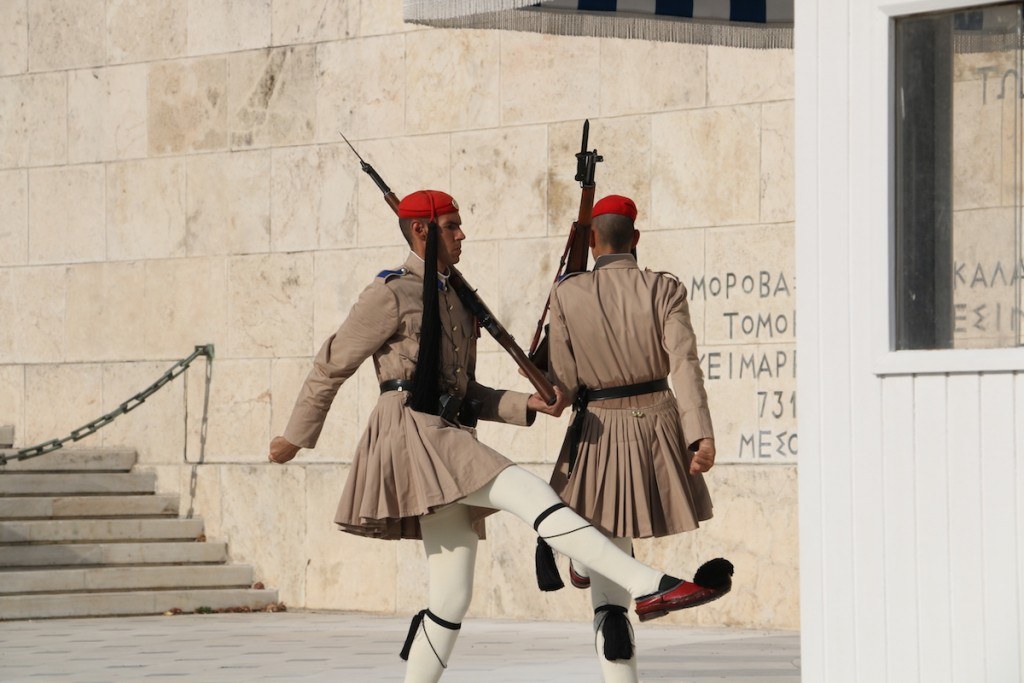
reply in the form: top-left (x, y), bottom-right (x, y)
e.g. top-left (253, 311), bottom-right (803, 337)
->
top-left (634, 558), bottom-right (733, 622)
top-left (569, 563), bottom-right (591, 589)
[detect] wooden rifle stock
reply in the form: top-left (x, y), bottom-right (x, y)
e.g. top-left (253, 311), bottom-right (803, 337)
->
top-left (528, 121), bottom-right (602, 370)
top-left (341, 134), bottom-right (557, 406)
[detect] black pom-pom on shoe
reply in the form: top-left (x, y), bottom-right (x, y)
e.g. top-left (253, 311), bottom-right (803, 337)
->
top-left (693, 558), bottom-right (734, 591)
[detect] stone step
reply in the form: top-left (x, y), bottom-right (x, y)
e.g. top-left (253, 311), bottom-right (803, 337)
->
top-left (0, 494), bottom-right (179, 519)
top-left (0, 587), bottom-right (279, 620)
top-left (0, 449), bottom-right (137, 472)
top-left (1, 541), bottom-right (228, 568)
top-left (0, 518), bottom-right (205, 544)
top-left (0, 564), bottom-right (255, 595)
top-left (0, 471), bottom-right (156, 496)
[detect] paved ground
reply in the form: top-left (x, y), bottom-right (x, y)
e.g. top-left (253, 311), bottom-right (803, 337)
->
top-left (1, 611), bottom-right (800, 682)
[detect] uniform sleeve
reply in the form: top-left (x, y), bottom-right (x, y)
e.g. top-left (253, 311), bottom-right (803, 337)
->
top-left (662, 280), bottom-right (715, 449)
top-left (463, 330), bottom-right (534, 426)
top-left (547, 285), bottom-right (581, 405)
top-left (283, 282), bottom-right (399, 448)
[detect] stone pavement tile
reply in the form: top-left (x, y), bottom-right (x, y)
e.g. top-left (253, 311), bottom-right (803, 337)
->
top-left (0, 611), bottom-right (799, 683)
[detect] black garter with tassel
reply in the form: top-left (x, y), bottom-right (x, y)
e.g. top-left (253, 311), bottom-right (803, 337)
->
top-left (595, 604), bottom-right (634, 661)
top-left (533, 503), bottom-right (567, 591)
top-left (399, 608), bottom-right (461, 662)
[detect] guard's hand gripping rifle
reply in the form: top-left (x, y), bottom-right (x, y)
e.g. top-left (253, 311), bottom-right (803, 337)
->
top-left (527, 120), bottom-right (603, 370)
top-left (341, 134), bottom-right (557, 406)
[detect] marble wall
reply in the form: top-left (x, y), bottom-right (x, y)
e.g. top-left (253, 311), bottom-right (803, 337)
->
top-left (0, 0), bottom-right (796, 629)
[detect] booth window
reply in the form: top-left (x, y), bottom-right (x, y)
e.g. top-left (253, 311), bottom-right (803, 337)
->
top-left (894, 5), bottom-right (1023, 349)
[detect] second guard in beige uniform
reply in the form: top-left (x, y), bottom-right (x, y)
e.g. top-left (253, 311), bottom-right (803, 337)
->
top-left (268, 190), bottom-right (731, 683)
top-left (547, 195), bottom-right (719, 683)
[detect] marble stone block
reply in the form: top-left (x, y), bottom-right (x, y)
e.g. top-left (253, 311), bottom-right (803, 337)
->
top-left (445, 239), bottom-right (500, 322)
top-left (28, 165), bottom-right (105, 264)
top-left (633, 464), bottom-right (799, 630)
top-left (272, 0), bottom-right (349, 46)
top-left (28, 0), bottom-right (104, 71)
top-left (760, 100), bottom-right (794, 224)
top-left (219, 464), bottom-right (306, 605)
top-left (186, 150), bottom-right (271, 255)
top-left (354, 136), bottom-right (451, 247)
top-left (405, 29), bottom-right (500, 134)
top-left (24, 364), bottom-right (103, 446)
top-left (700, 341), bottom-right (796, 463)
top-left (270, 357), bottom-right (361, 463)
top-left (185, 359), bottom-right (271, 462)
top-left (316, 35), bottom-right (406, 143)
top-left (702, 222), bottom-right (795, 346)
top-left (451, 126), bottom-right (547, 240)
top-left (227, 252), bottom-right (314, 358)
top-left (178, 464), bottom-right (222, 537)
top-left (101, 362), bottom-right (185, 465)
top-left (106, 0), bottom-right (187, 65)
top-left (707, 46), bottom-right (794, 106)
top-left (600, 38), bottom-right (706, 117)
top-left (68, 65), bottom-right (147, 163)
top-left (634, 228), bottom-right (707, 334)
top-left (0, 1), bottom-right (28, 75)
top-left (495, 236), bottom-right (565, 342)
top-left (187, 0), bottom-right (272, 56)
top-left (347, 0), bottom-right (407, 38)
top-left (652, 106), bottom-right (761, 229)
top-left (0, 170), bottom-right (28, 265)
top-left (142, 257), bottom-right (228, 359)
top-left (1, 266), bottom-right (65, 363)
top-left (0, 72), bottom-right (67, 168)
top-left (270, 145), bottom-right (359, 253)
top-left (65, 261), bottom-right (147, 362)
top-left (107, 158), bottom-right (187, 261)
top-left (952, 79), bottom-right (1001, 211)
top-left (547, 117), bottom-right (651, 235)
top-left (954, 49), bottom-right (1015, 85)
top-left (0, 365), bottom-right (25, 447)
top-left (500, 32), bottom-right (600, 125)
top-left (148, 58), bottom-right (228, 155)
top-left (302, 464), bottom-right (399, 611)
top-left (229, 46), bottom-right (316, 149)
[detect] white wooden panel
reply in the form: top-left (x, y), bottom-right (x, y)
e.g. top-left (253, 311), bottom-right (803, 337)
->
top-left (945, 374), bottom-right (986, 681)
top-left (794, 0), bottom-right (825, 676)
top-left (912, 375), bottom-right (952, 682)
top-left (882, 375), bottom-right (919, 682)
top-left (979, 374), bottom-right (1021, 682)
top-left (1016, 374), bottom-right (1024, 682)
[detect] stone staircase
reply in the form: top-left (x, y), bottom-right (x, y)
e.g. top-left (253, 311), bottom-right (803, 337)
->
top-left (0, 448), bottom-right (278, 620)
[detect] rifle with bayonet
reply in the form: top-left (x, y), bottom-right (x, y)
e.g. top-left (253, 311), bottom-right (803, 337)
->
top-left (527, 120), bottom-right (603, 371)
top-left (341, 134), bottom-right (557, 406)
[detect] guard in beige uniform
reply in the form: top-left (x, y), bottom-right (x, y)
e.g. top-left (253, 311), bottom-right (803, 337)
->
top-left (269, 190), bottom-right (730, 683)
top-left (547, 195), bottom-right (719, 683)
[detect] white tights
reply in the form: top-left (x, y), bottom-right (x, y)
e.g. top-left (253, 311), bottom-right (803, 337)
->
top-left (402, 466), bottom-right (664, 682)
top-left (588, 537), bottom-right (640, 683)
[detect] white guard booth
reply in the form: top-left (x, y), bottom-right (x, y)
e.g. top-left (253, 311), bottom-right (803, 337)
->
top-left (797, 0), bottom-right (1023, 681)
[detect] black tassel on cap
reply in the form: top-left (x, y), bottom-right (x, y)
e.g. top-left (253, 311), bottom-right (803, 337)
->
top-left (693, 557), bottom-right (734, 591)
top-left (409, 222), bottom-right (442, 414)
top-left (535, 538), bottom-right (565, 591)
top-left (595, 605), bottom-right (634, 661)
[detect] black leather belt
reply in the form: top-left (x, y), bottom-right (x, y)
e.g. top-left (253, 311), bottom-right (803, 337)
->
top-left (379, 379), bottom-right (478, 427)
top-left (566, 377), bottom-right (670, 474)
top-left (380, 379), bottom-right (414, 393)
top-left (586, 377), bottom-right (669, 402)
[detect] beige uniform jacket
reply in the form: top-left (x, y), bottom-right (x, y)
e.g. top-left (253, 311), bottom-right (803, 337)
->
top-left (284, 252), bottom-right (533, 539)
top-left (547, 253), bottom-right (714, 538)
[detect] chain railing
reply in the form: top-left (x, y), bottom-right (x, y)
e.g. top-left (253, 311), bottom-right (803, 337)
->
top-left (0, 345), bottom-right (215, 466)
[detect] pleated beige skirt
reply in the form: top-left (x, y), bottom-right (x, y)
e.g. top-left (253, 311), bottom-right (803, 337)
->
top-left (334, 392), bottom-right (513, 540)
top-left (550, 393), bottom-right (713, 539)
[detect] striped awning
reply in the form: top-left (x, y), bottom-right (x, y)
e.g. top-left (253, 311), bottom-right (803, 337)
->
top-left (404, 1), bottom-right (794, 49)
